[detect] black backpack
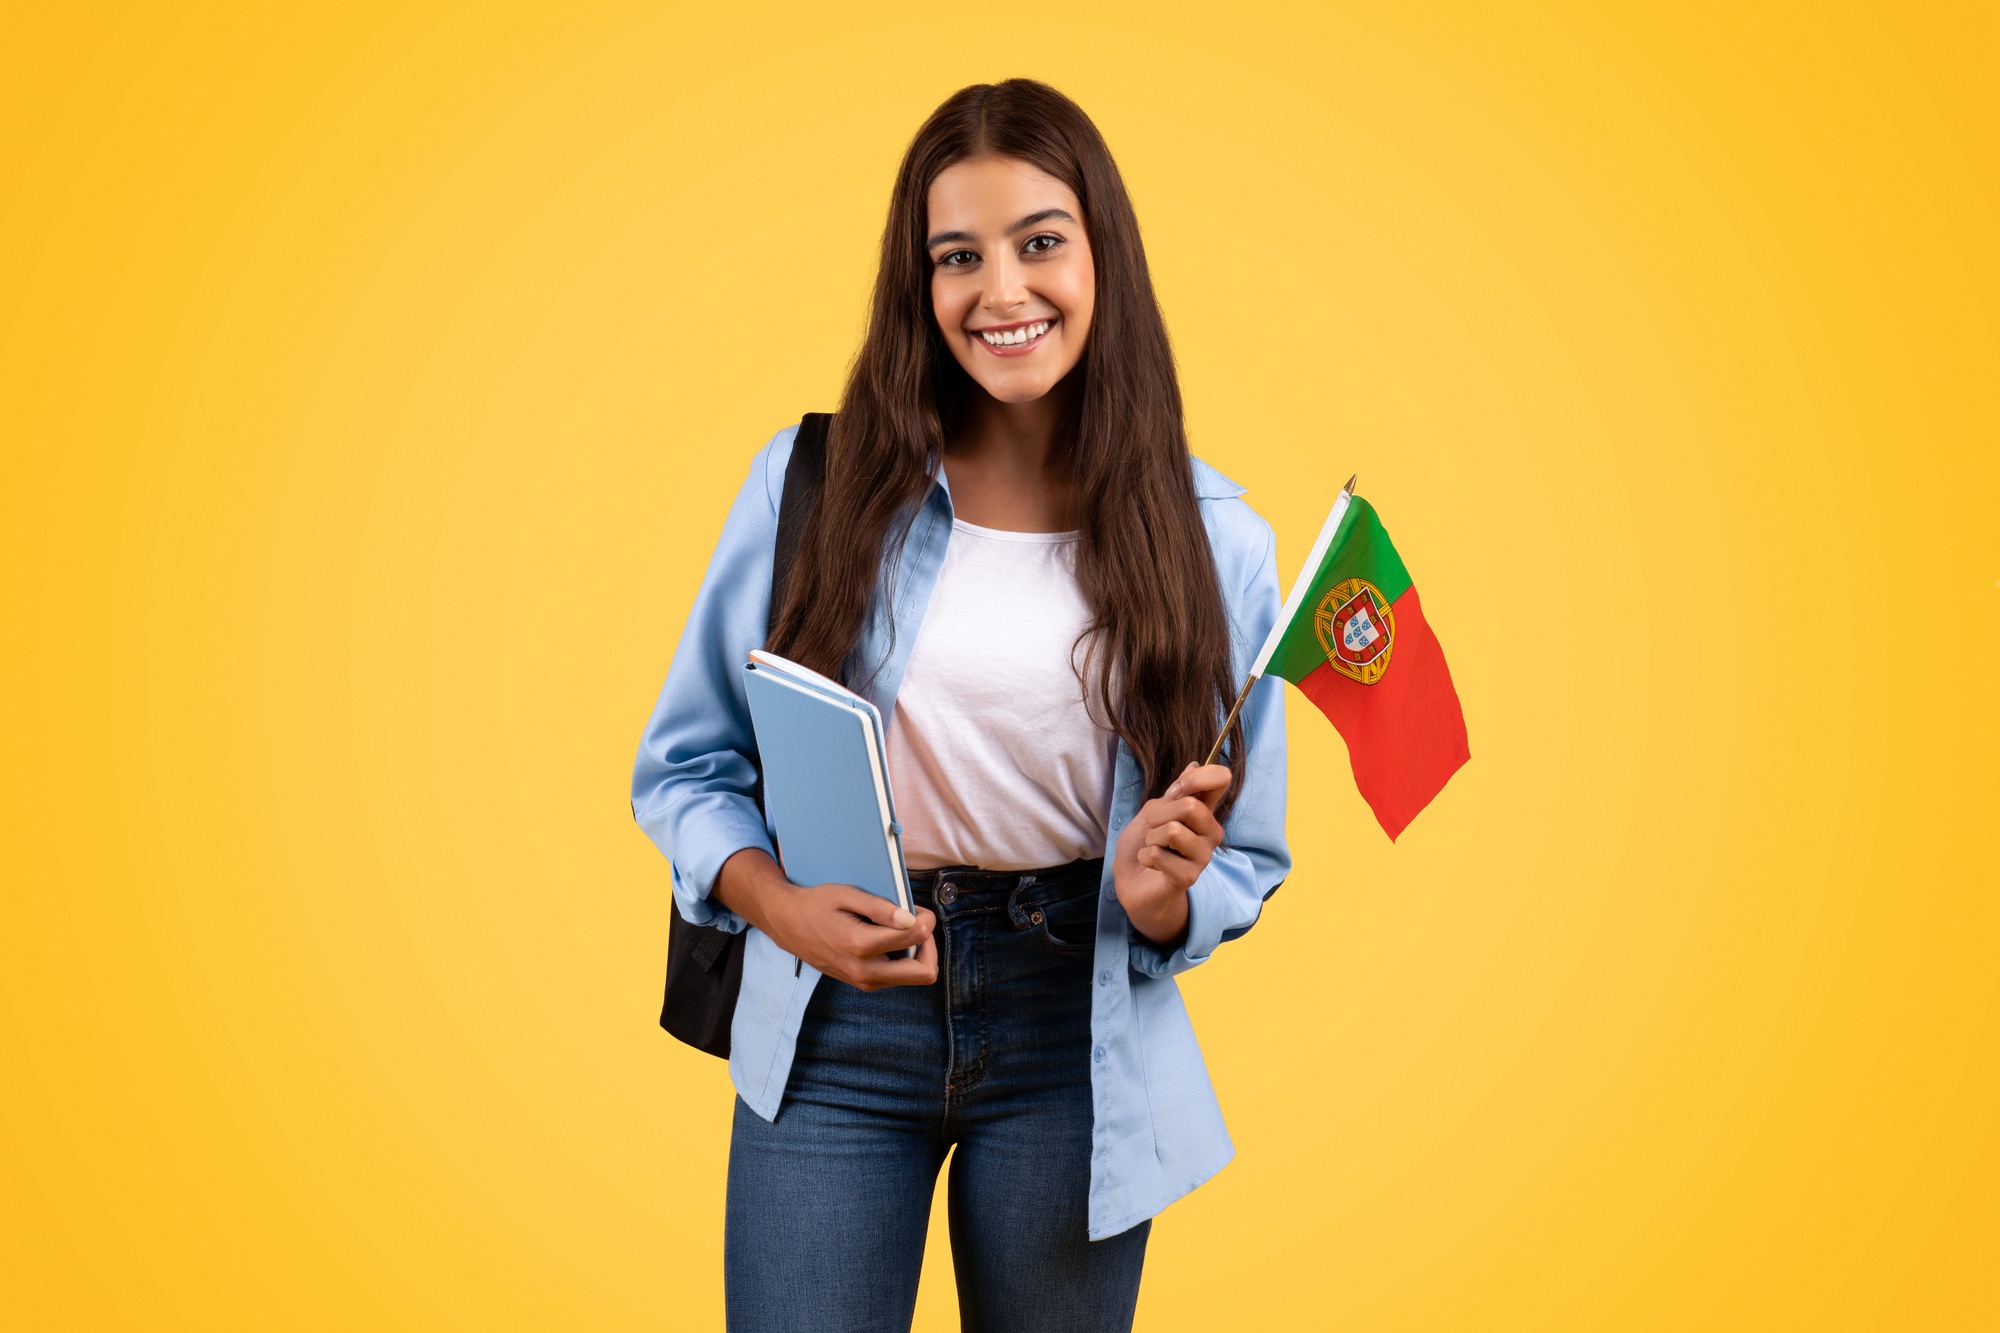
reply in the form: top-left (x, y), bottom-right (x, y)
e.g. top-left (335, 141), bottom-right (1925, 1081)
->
top-left (657, 412), bottom-right (830, 1057)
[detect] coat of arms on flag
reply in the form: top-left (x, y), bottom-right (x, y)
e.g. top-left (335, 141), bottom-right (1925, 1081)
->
top-left (1314, 578), bottom-right (1395, 684)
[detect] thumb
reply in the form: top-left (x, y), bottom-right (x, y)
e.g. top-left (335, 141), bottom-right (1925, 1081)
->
top-left (833, 886), bottom-right (914, 929)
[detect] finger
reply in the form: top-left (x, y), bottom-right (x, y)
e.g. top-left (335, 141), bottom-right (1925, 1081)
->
top-left (860, 933), bottom-right (939, 987)
top-left (830, 885), bottom-right (916, 930)
top-left (1138, 841), bottom-right (1202, 871)
top-left (1174, 763), bottom-right (1232, 809)
top-left (826, 889), bottom-right (930, 953)
top-left (1137, 843), bottom-right (1202, 888)
top-left (843, 912), bottom-right (931, 956)
top-left (847, 928), bottom-right (929, 961)
top-left (1164, 761), bottom-right (1200, 801)
top-left (1133, 795), bottom-right (1221, 844)
top-left (870, 901), bottom-right (937, 943)
top-left (1145, 820), bottom-right (1214, 863)
top-left (1160, 796), bottom-right (1222, 842)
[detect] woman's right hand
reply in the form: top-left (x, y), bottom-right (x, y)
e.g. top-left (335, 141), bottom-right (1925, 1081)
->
top-left (712, 847), bottom-right (938, 991)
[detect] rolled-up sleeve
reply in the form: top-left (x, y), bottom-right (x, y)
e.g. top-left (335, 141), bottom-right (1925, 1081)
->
top-left (630, 429), bottom-right (793, 932)
top-left (1129, 515), bottom-right (1291, 977)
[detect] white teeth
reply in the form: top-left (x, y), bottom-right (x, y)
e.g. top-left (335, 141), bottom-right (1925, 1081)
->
top-left (980, 320), bottom-right (1050, 347)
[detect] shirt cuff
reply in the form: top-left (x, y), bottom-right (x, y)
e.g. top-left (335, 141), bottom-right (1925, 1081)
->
top-left (1126, 857), bottom-right (1232, 978)
top-left (653, 795), bottom-right (775, 935)
top-left (671, 861), bottom-right (751, 933)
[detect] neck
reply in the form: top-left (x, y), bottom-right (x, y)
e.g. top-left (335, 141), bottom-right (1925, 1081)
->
top-left (938, 373), bottom-right (1084, 531)
top-left (947, 373), bottom-right (1079, 471)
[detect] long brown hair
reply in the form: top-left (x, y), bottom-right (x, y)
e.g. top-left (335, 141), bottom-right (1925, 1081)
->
top-left (767, 78), bottom-right (1246, 820)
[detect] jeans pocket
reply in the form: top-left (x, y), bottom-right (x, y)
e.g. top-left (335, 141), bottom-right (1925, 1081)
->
top-left (1028, 883), bottom-right (1100, 958)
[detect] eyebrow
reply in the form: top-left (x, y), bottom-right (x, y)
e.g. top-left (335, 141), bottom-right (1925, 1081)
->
top-left (925, 208), bottom-right (1078, 249)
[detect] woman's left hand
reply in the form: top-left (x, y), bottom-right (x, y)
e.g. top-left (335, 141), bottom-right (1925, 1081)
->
top-left (1112, 762), bottom-right (1229, 948)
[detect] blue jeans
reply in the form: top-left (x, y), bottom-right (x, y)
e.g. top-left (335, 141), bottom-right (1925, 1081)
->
top-left (725, 858), bottom-right (1150, 1333)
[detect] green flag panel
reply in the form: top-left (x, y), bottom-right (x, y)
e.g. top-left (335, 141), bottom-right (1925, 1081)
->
top-left (1264, 497), bottom-right (1414, 685)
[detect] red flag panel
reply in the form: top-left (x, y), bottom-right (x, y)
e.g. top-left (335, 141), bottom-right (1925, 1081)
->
top-left (1294, 587), bottom-right (1469, 840)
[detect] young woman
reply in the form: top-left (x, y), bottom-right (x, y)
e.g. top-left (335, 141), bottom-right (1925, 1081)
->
top-left (632, 79), bottom-right (1290, 1332)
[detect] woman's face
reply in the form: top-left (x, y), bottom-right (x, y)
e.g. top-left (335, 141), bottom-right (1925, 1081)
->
top-left (926, 155), bottom-right (1095, 405)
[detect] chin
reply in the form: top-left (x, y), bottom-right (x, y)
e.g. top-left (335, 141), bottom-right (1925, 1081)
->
top-left (971, 373), bottom-right (1060, 404)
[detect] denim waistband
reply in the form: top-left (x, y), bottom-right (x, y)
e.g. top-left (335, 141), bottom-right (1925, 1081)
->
top-left (905, 857), bottom-right (1105, 912)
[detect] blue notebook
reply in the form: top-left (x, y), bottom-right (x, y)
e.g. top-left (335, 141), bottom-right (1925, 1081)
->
top-left (742, 650), bottom-right (914, 950)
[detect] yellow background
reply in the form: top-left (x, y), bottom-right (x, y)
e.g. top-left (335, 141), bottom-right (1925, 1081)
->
top-left (5, 3), bottom-right (1996, 1328)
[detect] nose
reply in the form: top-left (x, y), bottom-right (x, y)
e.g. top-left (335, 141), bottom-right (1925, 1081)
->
top-left (979, 248), bottom-right (1029, 319)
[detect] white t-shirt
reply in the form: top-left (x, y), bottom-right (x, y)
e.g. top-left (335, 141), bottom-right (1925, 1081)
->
top-left (885, 517), bottom-right (1118, 872)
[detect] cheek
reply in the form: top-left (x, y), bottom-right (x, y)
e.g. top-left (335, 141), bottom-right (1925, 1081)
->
top-left (1057, 258), bottom-right (1095, 331)
top-left (931, 276), bottom-right (968, 332)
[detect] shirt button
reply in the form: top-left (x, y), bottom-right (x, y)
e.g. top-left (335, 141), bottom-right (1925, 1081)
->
top-left (1093, 1044), bottom-right (1107, 1062)
top-left (938, 884), bottom-right (957, 905)
top-left (1098, 969), bottom-right (1112, 985)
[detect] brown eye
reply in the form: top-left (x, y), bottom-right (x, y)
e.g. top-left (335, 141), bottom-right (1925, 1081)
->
top-left (937, 249), bottom-right (978, 268)
top-left (1023, 233), bottom-right (1063, 255)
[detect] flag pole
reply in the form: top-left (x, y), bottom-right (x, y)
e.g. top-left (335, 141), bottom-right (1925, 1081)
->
top-left (1202, 673), bottom-right (1256, 767)
top-left (1200, 474), bottom-right (1357, 770)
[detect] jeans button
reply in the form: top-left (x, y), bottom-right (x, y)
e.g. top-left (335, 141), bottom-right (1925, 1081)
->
top-left (1029, 909), bottom-right (1044, 925)
top-left (938, 884), bottom-right (957, 906)
top-left (1093, 1044), bottom-right (1107, 1063)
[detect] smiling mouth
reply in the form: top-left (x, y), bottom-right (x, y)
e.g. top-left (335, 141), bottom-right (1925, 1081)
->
top-left (972, 318), bottom-right (1053, 354)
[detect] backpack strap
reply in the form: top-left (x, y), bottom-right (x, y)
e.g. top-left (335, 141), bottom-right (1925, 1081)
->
top-left (770, 413), bottom-right (830, 620)
top-left (657, 411), bottom-right (834, 1057)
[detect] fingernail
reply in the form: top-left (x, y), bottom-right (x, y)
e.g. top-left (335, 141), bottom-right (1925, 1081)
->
top-left (892, 909), bottom-right (914, 927)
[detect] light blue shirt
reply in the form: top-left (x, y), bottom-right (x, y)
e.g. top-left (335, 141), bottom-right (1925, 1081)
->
top-left (632, 423), bottom-right (1291, 1240)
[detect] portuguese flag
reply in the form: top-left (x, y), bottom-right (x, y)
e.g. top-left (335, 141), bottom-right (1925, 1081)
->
top-left (1252, 486), bottom-right (1469, 839)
